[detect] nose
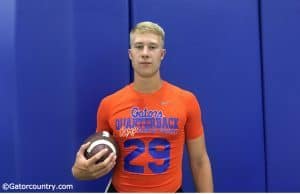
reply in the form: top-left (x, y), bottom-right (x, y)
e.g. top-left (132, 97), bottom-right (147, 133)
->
top-left (141, 47), bottom-right (149, 58)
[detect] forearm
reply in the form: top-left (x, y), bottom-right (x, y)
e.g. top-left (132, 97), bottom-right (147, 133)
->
top-left (191, 154), bottom-right (214, 192)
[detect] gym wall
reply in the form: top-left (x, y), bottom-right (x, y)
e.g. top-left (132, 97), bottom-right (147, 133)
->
top-left (0, 0), bottom-right (299, 192)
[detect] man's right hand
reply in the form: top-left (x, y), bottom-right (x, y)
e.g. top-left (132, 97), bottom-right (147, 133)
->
top-left (71, 142), bottom-right (117, 180)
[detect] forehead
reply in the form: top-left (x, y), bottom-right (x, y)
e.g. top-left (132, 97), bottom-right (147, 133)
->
top-left (131, 32), bottom-right (162, 45)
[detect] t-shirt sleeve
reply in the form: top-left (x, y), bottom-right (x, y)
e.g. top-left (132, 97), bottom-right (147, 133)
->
top-left (96, 98), bottom-right (113, 134)
top-left (185, 93), bottom-right (204, 140)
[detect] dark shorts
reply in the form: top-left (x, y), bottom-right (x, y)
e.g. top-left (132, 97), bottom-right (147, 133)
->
top-left (107, 184), bottom-right (184, 193)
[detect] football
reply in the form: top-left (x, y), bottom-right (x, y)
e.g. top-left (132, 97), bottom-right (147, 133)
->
top-left (84, 131), bottom-right (119, 164)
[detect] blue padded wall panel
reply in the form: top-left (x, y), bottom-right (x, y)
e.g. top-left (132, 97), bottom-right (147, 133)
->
top-left (132, 0), bottom-right (265, 192)
top-left (15, 0), bottom-right (78, 186)
top-left (72, 0), bottom-right (129, 191)
top-left (0, 0), bottom-right (17, 184)
top-left (15, 0), bottom-right (129, 192)
top-left (261, 0), bottom-right (300, 192)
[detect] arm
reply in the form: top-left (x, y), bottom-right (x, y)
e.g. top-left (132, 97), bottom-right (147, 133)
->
top-left (186, 135), bottom-right (214, 192)
top-left (71, 142), bottom-right (116, 180)
top-left (72, 98), bottom-right (116, 180)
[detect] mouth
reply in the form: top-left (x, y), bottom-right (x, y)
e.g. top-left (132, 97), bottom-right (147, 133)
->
top-left (140, 62), bottom-right (151, 65)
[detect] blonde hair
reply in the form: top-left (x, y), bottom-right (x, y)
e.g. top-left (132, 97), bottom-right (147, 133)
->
top-left (130, 21), bottom-right (165, 47)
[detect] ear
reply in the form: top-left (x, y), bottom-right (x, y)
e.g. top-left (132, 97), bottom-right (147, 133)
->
top-left (161, 49), bottom-right (166, 60)
top-left (128, 49), bottom-right (132, 60)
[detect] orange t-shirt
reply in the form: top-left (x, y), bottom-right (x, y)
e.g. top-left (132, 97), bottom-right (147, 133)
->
top-left (96, 81), bottom-right (203, 192)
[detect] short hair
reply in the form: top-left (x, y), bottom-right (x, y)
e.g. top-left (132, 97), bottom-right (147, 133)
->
top-left (130, 21), bottom-right (165, 48)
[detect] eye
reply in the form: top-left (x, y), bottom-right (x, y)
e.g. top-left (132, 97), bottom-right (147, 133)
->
top-left (134, 45), bottom-right (143, 50)
top-left (149, 45), bottom-right (158, 50)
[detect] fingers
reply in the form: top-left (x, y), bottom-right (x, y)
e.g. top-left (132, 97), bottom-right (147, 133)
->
top-left (74, 147), bottom-right (116, 180)
top-left (85, 152), bottom-right (116, 179)
top-left (96, 152), bottom-right (116, 169)
top-left (93, 153), bottom-right (117, 175)
top-left (92, 163), bottom-right (114, 178)
top-left (87, 148), bottom-right (109, 165)
top-left (77, 141), bottom-right (91, 157)
top-left (73, 142), bottom-right (117, 180)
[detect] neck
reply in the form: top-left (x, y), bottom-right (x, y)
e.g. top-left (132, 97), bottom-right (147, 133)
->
top-left (133, 74), bottom-right (162, 93)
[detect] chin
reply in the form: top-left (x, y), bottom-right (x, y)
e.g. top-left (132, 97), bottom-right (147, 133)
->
top-left (137, 71), bottom-right (159, 78)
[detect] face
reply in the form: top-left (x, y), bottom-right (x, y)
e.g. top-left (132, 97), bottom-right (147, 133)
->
top-left (129, 32), bottom-right (166, 79)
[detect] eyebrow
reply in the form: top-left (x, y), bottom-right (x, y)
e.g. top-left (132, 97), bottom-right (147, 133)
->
top-left (134, 42), bottom-right (159, 46)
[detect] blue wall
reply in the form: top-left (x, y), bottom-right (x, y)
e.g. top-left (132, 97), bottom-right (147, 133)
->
top-left (0, 0), bottom-right (299, 192)
top-left (0, 0), bottom-right (17, 182)
top-left (261, 0), bottom-right (300, 192)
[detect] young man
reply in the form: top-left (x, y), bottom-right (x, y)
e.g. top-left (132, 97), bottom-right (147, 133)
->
top-left (72, 21), bottom-right (214, 192)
